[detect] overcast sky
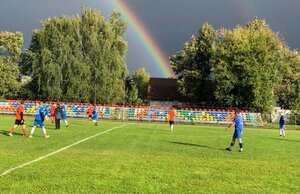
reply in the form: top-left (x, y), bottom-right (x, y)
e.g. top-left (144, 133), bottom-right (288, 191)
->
top-left (1, 0), bottom-right (300, 77)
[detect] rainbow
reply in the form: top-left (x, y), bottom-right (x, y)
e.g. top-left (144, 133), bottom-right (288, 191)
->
top-left (111, 0), bottom-right (176, 78)
top-left (232, 0), bottom-right (259, 21)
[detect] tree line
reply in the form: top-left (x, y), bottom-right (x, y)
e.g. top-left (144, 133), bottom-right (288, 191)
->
top-left (171, 18), bottom-right (300, 113)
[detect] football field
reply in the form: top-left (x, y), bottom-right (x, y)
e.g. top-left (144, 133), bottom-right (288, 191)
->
top-left (0, 116), bottom-right (299, 193)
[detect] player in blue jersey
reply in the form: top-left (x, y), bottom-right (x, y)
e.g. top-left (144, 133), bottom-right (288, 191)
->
top-left (279, 111), bottom-right (286, 137)
top-left (29, 101), bottom-right (50, 138)
top-left (61, 103), bottom-right (69, 127)
top-left (226, 110), bottom-right (244, 152)
top-left (92, 105), bottom-right (98, 126)
top-left (44, 104), bottom-right (50, 121)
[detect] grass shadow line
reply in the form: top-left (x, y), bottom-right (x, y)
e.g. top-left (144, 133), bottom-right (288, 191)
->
top-left (0, 130), bottom-right (24, 136)
top-left (268, 137), bottom-right (300, 143)
top-left (162, 140), bottom-right (225, 151)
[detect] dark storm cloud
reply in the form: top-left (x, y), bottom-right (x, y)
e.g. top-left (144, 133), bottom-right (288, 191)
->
top-left (123, 0), bottom-right (300, 54)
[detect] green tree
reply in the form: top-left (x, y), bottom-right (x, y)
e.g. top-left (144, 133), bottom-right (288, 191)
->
top-left (275, 49), bottom-right (300, 111)
top-left (126, 83), bottom-right (140, 106)
top-left (21, 8), bottom-right (128, 103)
top-left (0, 31), bottom-right (23, 98)
top-left (213, 18), bottom-right (284, 112)
top-left (170, 23), bottom-right (216, 103)
top-left (132, 67), bottom-right (150, 100)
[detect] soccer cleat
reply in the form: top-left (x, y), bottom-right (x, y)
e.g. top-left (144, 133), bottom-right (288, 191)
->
top-left (29, 135), bottom-right (33, 138)
top-left (226, 147), bottom-right (232, 151)
top-left (66, 125), bottom-right (69, 127)
top-left (45, 135), bottom-right (50, 139)
top-left (8, 132), bottom-right (13, 137)
top-left (239, 148), bottom-right (243, 152)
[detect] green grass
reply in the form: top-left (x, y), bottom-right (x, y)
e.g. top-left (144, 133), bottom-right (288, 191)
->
top-left (0, 116), bottom-right (299, 193)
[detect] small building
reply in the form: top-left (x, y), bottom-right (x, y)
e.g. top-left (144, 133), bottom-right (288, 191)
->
top-left (148, 78), bottom-right (182, 106)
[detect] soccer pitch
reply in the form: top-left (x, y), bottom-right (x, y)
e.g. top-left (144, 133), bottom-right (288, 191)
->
top-left (0, 116), bottom-right (299, 193)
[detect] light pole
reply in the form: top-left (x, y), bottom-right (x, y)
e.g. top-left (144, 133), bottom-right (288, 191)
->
top-left (122, 76), bottom-right (126, 122)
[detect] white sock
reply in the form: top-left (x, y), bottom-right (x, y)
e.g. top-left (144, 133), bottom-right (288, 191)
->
top-left (170, 124), bottom-right (173, 132)
top-left (31, 126), bottom-right (36, 135)
top-left (282, 130), bottom-right (285, 137)
top-left (42, 126), bottom-right (47, 135)
top-left (64, 120), bottom-right (68, 126)
top-left (279, 130), bottom-right (282, 136)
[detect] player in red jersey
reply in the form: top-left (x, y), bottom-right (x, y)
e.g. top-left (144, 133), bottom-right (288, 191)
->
top-left (169, 107), bottom-right (176, 132)
top-left (9, 101), bottom-right (26, 137)
top-left (50, 103), bottom-right (56, 123)
top-left (86, 105), bottom-right (93, 121)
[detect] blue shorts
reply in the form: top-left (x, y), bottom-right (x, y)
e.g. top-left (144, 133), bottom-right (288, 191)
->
top-left (34, 120), bottom-right (44, 127)
top-left (92, 115), bottom-right (98, 120)
top-left (233, 130), bottom-right (242, 139)
top-left (279, 124), bottom-right (284, 129)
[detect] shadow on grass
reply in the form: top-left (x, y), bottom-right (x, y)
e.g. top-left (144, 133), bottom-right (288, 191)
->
top-left (139, 127), bottom-right (169, 132)
top-left (0, 130), bottom-right (24, 137)
top-left (162, 140), bottom-right (226, 151)
top-left (268, 137), bottom-right (300, 143)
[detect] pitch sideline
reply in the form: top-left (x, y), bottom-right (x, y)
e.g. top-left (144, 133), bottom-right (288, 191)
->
top-left (1, 123), bottom-right (129, 177)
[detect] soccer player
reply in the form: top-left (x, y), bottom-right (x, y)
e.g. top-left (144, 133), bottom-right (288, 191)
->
top-left (279, 111), bottom-right (286, 137)
top-left (169, 107), bottom-right (175, 132)
top-left (9, 100), bottom-right (26, 137)
top-left (61, 103), bottom-right (69, 127)
top-left (226, 109), bottom-right (244, 152)
top-left (29, 101), bottom-right (50, 138)
top-left (92, 105), bottom-right (98, 126)
top-left (50, 103), bottom-right (56, 123)
top-left (54, 103), bottom-right (62, 130)
top-left (87, 105), bottom-right (93, 121)
top-left (44, 104), bottom-right (50, 121)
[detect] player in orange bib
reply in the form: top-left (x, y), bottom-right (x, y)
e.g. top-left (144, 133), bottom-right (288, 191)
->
top-left (50, 103), bottom-right (56, 123)
top-left (169, 107), bottom-right (176, 132)
top-left (9, 101), bottom-right (26, 137)
top-left (86, 105), bottom-right (93, 121)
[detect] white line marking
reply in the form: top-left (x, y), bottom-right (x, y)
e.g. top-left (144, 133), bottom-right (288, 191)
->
top-left (1, 124), bottom-right (128, 177)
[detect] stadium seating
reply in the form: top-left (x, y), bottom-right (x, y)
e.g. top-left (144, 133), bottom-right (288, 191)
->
top-left (0, 100), bottom-right (257, 125)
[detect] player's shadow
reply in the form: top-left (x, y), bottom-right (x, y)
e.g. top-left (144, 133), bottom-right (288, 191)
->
top-left (0, 130), bottom-right (23, 136)
top-left (162, 140), bottom-right (225, 151)
top-left (268, 138), bottom-right (300, 143)
top-left (139, 127), bottom-right (167, 132)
